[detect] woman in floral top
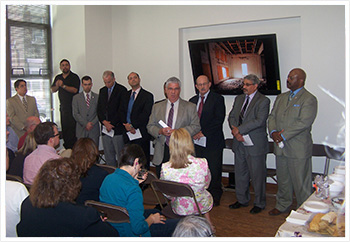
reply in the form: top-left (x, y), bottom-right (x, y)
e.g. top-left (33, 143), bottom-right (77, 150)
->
top-left (160, 128), bottom-right (214, 231)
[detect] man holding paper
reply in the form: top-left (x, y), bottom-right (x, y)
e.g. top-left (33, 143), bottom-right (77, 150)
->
top-left (147, 77), bottom-right (200, 178)
top-left (228, 74), bottom-right (270, 214)
top-left (189, 75), bottom-right (225, 206)
top-left (120, 72), bottom-right (154, 169)
top-left (97, 70), bottom-right (127, 167)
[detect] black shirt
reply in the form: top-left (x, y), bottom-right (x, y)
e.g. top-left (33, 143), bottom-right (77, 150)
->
top-left (52, 71), bottom-right (80, 111)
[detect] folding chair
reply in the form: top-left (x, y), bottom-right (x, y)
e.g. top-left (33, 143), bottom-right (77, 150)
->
top-left (85, 200), bottom-right (129, 223)
top-left (142, 171), bottom-right (167, 205)
top-left (96, 163), bottom-right (116, 174)
top-left (150, 179), bottom-right (203, 219)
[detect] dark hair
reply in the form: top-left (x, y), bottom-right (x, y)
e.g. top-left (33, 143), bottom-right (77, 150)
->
top-left (14, 79), bottom-right (26, 89)
top-left (30, 158), bottom-right (81, 208)
top-left (119, 144), bottom-right (146, 168)
top-left (127, 72), bottom-right (140, 79)
top-left (59, 59), bottom-right (70, 65)
top-left (71, 138), bottom-right (99, 175)
top-left (34, 122), bottom-right (57, 145)
top-left (81, 75), bottom-right (92, 83)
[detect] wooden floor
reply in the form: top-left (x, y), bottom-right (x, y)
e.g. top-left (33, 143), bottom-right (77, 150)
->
top-left (144, 176), bottom-right (298, 237)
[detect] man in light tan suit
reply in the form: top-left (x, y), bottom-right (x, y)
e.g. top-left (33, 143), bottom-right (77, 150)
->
top-left (7, 79), bottom-right (39, 137)
top-left (268, 68), bottom-right (318, 215)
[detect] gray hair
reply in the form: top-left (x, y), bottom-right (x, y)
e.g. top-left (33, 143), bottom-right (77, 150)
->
top-left (103, 70), bottom-right (115, 79)
top-left (165, 76), bottom-right (181, 89)
top-left (244, 74), bottom-right (260, 85)
top-left (172, 215), bottom-right (214, 237)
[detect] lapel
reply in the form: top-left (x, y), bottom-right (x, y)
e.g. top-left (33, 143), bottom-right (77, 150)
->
top-left (175, 98), bottom-right (185, 129)
top-left (132, 88), bottom-right (143, 110)
top-left (244, 91), bottom-right (260, 117)
top-left (15, 94), bottom-right (26, 112)
top-left (235, 94), bottom-right (245, 119)
top-left (285, 88), bottom-right (305, 111)
top-left (107, 82), bottom-right (117, 104)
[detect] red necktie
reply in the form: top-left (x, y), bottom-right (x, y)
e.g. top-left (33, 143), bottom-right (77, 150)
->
top-left (198, 96), bottom-right (204, 118)
top-left (86, 93), bottom-right (90, 108)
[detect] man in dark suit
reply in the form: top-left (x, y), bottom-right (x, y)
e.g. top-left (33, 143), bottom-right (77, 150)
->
top-left (51, 59), bottom-right (80, 149)
top-left (147, 77), bottom-right (201, 177)
top-left (189, 75), bottom-right (225, 206)
top-left (120, 72), bottom-right (154, 169)
top-left (228, 74), bottom-right (270, 214)
top-left (268, 68), bottom-right (318, 216)
top-left (72, 76), bottom-right (100, 147)
top-left (97, 70), bottom-right (127, 167)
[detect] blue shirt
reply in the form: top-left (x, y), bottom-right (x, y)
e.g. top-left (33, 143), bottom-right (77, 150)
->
top-left (99, 169), bottom-right (150, 237)
top-left (6, 126), bottom-right (19, 152)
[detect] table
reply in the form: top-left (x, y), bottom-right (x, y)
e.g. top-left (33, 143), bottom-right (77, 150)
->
top-left (275, 192), bottom-right (344, 237)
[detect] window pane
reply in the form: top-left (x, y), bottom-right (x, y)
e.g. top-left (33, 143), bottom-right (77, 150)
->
top-left (10, 78), bottom-right (52, 122)
top-left (10, 25), bottom-right (49, 76)
top-left (7, 5), bottom-right (49, 24)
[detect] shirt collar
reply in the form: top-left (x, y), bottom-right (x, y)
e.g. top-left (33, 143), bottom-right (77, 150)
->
top-left (291, 87), bottom-right (304, 95)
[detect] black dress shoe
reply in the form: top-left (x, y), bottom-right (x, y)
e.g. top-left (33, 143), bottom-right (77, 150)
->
top-left (250, 206), bottom-right (263, 214)
top-left (229, 201), bottom-right (248, 209)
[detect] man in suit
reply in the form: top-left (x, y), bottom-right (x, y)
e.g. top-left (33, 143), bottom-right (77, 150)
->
top-left (120, 72), bottom-right (154, 169)
top-left (97, 70), bottom-right (127, 167)
top-left (72, 76), bottom-right (100, 147)
top-left (147, 77), bottom-right (201, 178)
top-left (189, 75), bottom-right (225, 206)
top-left (51, 59), bottom-right (80, 149)
top-left (228, 74), bottom-right (270, 214)
top-left (268, 68), bottom-right (318, 216)
top-left (7, 79), bottom-right (39, 138)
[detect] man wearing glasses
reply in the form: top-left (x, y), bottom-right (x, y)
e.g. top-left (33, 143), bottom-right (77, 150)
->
top-left (228, 74), bottom-right (270, 214)
top-left (23, 122), bottom-right (61, 185)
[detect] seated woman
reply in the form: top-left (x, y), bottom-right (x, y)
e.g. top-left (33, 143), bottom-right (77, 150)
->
top-left (16, 158), bottom-right (119, 237)
top-left (160, 128), bottom-right (214, 230)
top-left (71, 137), bottom-right (108, 204)
top-left (99, 144), bottom-right (179, 237)
top-left (7, 132), bottom-right (37, 179)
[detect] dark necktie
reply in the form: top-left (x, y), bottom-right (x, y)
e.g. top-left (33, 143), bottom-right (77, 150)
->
top-left (22, 97), bottom-right (28, 112)
top-left (288, 92), bottom-right (295, 102)
top-left (86, 93), bottom-right (90, 108)
top-left (108, 88), bottom-right (112, 101)
top-left (166, 103), bottom-right (174, 146)
top-left (127, 91), bottom-right (136, 124)
top-left (239, 95), bottom-right (249, 125)
top-left (197, 95), bottom-right (205, 118)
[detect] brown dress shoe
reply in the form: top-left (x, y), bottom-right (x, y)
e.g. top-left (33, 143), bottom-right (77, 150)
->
top-left (268, 208), bottom-right (282, 216)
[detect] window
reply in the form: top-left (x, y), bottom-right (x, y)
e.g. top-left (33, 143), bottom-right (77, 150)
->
top-left (6, 5), bottom-right (52, 122)
top-left (241, 63), bottom-right (248, 76)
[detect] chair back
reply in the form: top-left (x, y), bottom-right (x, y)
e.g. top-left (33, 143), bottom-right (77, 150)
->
top-left (142, 171), bottom-right (168, 205)
top-left (85, 200), bottom-right (129, 223)
top-left (96, 163), bottom-right (116, 174)
top-left (151, 179), bottom-right (203, 217)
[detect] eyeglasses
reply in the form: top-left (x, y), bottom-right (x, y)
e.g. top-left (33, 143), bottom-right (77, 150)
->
top-left (242, 83), bottom-right (254, 87)
top-left (196, 82), bottom-right (209, 87)
top-left (51, 133), bottom-right (60, 138)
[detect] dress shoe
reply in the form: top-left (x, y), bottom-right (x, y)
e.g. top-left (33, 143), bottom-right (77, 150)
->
top-left (268, 208), bottom-right (282, 216)
top-left (250, 206), bottom-right (263, 214)
top-left (229, 201), bottom-right (248, 209)
top-left (213, 199), bottom-right (220, 207)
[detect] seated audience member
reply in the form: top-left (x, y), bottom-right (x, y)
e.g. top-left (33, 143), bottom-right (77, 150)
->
top-left (6, 114), bottom-right (19, 165)
top-left (23, 122), bottom-right (61, 185)
top-left (6, 149), bottom-right (29, 237)
top-left (7, 132), bottom-right (37, 179)
top-left (17, 116), bottom-right (41, 150)
top-left (160, 128), bottom-right (214, 231)
top-left (71, 138), bottom-right (108, 204)
top-left (172, 215), bottom-right (215, 237)
top-left (16, 158), bottom-right (119, 237)
top-left (99, 144), bottom-right (179, 237)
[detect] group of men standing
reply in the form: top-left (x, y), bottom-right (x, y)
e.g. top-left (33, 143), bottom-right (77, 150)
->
top-left (6, 58), bottom-right (318, 214)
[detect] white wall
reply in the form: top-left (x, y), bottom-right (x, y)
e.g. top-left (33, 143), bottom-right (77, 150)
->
top-left (52, 4), bottom-right (346, 175)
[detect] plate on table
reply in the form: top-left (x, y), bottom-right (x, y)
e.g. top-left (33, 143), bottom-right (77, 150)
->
top-left (303, 201), bottom-right (329, 213)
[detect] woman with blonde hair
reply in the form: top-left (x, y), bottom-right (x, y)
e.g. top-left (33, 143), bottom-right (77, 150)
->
top-left (160, 128), bottom-right (214, 231)
top-left (71, 137), bottom-right (108, 204)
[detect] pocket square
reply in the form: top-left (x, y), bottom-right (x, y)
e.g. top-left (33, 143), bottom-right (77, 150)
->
top-left (293, 104), bottom-right (300, 107)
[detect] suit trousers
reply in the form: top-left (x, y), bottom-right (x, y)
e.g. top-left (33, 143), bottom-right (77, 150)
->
top-left (234, 144), bottom-right (266, 208)
top-left (102, 134), bottom-right (124, 167)
top-left (155, 144), bottom-right (170, 178)
top-left (195, 145), bottom-right (223, 202)
top-left (275, 155), bottom-right (312, 211)
top-left (60, 109), bottom-right (77, 149)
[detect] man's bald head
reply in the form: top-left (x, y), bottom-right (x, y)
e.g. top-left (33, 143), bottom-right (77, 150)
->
top-left (26, 116), bottom-right (41, 133)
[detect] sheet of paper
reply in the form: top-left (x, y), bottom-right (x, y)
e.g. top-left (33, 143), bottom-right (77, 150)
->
top-left (194, 136), bottom-right (207, 147)
top-left (158, 120), bottom-right (169, 128)
top-left (127, 128), bottom-right (142, 141)
top-left (242, 134), bottom-right (254, 146)
top-left (102, 125), bottom-right (114, 137)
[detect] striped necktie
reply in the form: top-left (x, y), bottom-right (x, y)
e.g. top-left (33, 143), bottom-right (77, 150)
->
top-left (22, 97), bottom-right (28, 112)
top-left (86, 93), bottom-right (90, 108)
top-left (238, 95), bottom-right (249, 125)
top-left (166, 103), bottom-right (174, 146)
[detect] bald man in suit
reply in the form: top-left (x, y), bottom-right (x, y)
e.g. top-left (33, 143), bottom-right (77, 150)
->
top-left (147, 77), bottom-right (201, 177)
top-left (268, 68), bottom-right (318, 216)
top-left (7, 79), bottom-right (39, 138)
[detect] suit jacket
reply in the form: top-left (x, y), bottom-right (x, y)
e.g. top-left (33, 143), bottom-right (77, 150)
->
top-left (228, 91), bottom-right (270, 156)
top-left (147, 98), bottom-right (201, 165)
top-left (6, 94), bottom-right (39, 137)
top-left (189, 91), bottom-right (225, 150)
top-left (120, 88), bottom-right (154, 142)
top-left (97, 82), bottom-right (127, 135)
top-left (268, 88), bottom-right (317, 158)
top-left (72, 91), bottom-right (100, 141)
